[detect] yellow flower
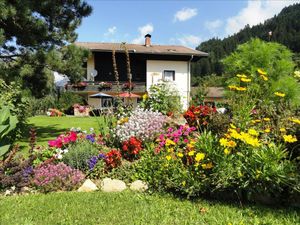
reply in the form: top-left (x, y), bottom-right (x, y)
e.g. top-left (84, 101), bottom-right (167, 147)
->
top-left (236, 87), bottom-right (247, 91)
top-left (257, 68), bottom-right (267, 75)
top-left (236, 74), bottom-right (247, 78)
top-left (177, 152), bottom-right (184, 158)
top-left (188, 151), bottom-right (195, 156)
top-left (182, 181), bottom-right (186, 186)
top-left (260, 75), bottom-right (268, 81)
top-left (194, 163), bottom-right (199, 167)
top-left (274, 92), bottom-right (285, 97)
top-left (224, 148), bottom-right (231, 155)
top-left (264, 128), bottom-right (271, 133)
top-left (248, 128), bottom-right (259, 136)
top-left (283, 134), bottom-right (297, 143)
top-left (118, 117), bottom-right (129, 125)
top-left (230, 123), bottom-right (236, 129)
top-left (294, 70), bottom-right (300, 78)
top-left (263, 118), bottom-right (270, 122)
top-left (241, 78), bottom-right (251, 82)
top-left (167, 148), bottom-right (174, 153)
top-left (195, 153), bottom-right (205, 162)
top-left (251, 119), bottom-right (261, 124)
top-left (289, 118), bottom-right (300, 125)
top-left (228, 85), bottom-right (237, 90)
top-left (166, 155), bottom-right (172, 161)
top-left (219, 138), bottom-right (228, 147)
top-left (142, 93), bottom-right (148, 100)
top-left (227, 140), bottom-right (237, 148)
top-left (187, 141), bottom-right (196, 149)
top-left (279, 128), bottom-right (286, 132)
top-left (202, 162), bottom-right (213, 169)
top-left (165, 139), bottom-right (176, 146)
top-left (240, 132), bottom-right (261, 147)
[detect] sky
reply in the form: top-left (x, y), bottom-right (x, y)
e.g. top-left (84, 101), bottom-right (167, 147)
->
top-left (76, 0), bottom-right (300, 48)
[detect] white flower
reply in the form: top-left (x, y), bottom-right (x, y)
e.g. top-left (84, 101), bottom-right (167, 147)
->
top-left (46, 111), bottom-right (51, 116)
top-left (63, 149), bottom-right (69, 154)
top-left (56, 154), bottom-right (63, 160)
top-left (82, 130), bottom-right (87, 134)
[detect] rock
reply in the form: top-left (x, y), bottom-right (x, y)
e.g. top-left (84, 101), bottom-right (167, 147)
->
top-left (78, 179), bottom-right (98, 192)
top-left (4, 190), bottom-right (11, 196)
top-left (21, 186), bottom-right (32, 193)
top-left (101, 178), bottom-right (127, 192)
top-left (130, 180), bottom-right (148, 192)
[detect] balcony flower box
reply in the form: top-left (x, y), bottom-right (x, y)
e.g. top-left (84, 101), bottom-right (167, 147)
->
top-left (122, 82), bottom-right (135, 90)
top-left (98, 82), bottom-right (113, 90)
top-left (73, 82), bottom-right (88, 90)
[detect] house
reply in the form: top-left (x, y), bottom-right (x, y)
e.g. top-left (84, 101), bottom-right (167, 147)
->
top-left (71, 34), bottom-right (208, 109)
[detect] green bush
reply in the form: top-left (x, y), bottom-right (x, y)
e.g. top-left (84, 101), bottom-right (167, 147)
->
top-left (62, 140), bottom-right (99, 172)
top-left (141, 81), bottom-right (182, 115)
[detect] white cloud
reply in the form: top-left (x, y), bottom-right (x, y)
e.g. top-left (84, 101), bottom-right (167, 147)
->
top-left (174, 7), bottom-right (198, 22)
top-left (225, 0), bottom-right (300, 35)
top-left (177, 34), bottom-right (201, 47)
top-left (104, 26), bottom-right (117, 36)
top-left (132, 23), bottom-right (154, 44)
top-left (204, 19), bottom-right (223, 33)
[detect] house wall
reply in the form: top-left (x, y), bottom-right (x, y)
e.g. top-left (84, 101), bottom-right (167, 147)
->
top-left (146, 60), bottom-right (190, 110)
top-left (88, 97), bottom-right (101, 108)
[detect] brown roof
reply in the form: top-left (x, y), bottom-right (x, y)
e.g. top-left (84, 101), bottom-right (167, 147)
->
top-left (75, 42), bottom-right (208, 58)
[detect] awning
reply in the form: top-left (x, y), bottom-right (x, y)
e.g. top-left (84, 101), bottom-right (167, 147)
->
top-left (89, 92), bottom-right (113, 98)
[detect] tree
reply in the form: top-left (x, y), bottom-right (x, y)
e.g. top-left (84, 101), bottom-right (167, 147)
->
top-left (0, 0), bottom-right (92, 97)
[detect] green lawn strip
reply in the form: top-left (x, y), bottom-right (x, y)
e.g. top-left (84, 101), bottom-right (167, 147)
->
top-left (0, 191), bottom-right (298, 225)
top-left (17, 116), bottom-right (102, 151)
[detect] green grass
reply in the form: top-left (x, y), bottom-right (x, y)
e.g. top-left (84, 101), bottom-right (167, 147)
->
top-left (17, 116), bottom-right (102, 150)
top-left (0, 191), bottom-right (298, 225)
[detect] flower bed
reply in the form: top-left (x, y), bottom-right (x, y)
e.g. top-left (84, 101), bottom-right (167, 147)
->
top-left (73, 104), bottom-right (90, 117)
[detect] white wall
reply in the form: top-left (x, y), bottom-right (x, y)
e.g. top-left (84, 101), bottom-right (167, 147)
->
top-left (146, 60), bottom-right (190, 110)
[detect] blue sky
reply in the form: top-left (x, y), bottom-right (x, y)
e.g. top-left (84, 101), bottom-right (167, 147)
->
top-left (76, 0), bottom-right (300, 48)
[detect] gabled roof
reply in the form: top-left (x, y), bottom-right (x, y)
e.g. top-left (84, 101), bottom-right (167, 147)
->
top-left (75, 42), bottom-right (208, 58)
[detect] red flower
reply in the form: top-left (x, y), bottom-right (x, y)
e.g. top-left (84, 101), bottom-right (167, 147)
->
top-left (121, 137), bottom-right (143, 161)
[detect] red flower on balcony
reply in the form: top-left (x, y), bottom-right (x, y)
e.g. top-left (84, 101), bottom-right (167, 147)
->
top-left (122, 82), bottom-right (135, 90)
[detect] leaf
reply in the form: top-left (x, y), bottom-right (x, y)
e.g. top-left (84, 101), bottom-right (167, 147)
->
top-left (0, 144), bottom-right (11, 157)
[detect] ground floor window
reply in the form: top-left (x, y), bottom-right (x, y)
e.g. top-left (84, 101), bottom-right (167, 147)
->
top-left (163, 70), bottom-right (175, 81)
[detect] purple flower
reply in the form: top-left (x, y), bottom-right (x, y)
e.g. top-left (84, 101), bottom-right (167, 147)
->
top-left (88, 156), bottom-right (99, 170)
top-left (86, 134), bottom-right (95, 143)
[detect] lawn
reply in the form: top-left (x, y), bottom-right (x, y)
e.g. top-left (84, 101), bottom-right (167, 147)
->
top-left (0, 191), bottom-right (298, 225)
top-left (17, 116), bottom-right (102, 150)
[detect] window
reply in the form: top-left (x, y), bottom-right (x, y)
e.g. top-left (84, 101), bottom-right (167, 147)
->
top-left (163, 70), bottom-right (175, 81)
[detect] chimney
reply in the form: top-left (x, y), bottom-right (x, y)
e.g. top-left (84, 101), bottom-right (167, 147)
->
top-left (144, 34), bottom-right (151, 47)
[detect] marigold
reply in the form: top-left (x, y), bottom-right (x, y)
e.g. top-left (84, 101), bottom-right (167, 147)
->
top-left (188, 151), bottom-right (195, 156)
top-left (274, 92), bottom-right (285, 97)
top-left (195, 153), bottom-right (205, 162)
top-left (177, 152), bottom-right (184, 158)
top-left (230, 123), bottom-right (236, 129)
top-left (257, 68), bottom-right (267, 75)
top-left (248, 128), bottom-right (259, 136)
top-left (227, 140), bottom-right (237, 148)
top-left (283, 134), bottom-right (297, 143)
top-left (264, 128), bottom-right (271, 133)
top-left (224, 148), bottom-right (231, 155)
top-left (202, 162), bottom-right (213, 169)
top-left (219, 138), bottom-right (228, 147)
top-left (166, 155), bottom-right (172, 161)
top-left (289, 118), bottom-right (300, 125)
top-left (279, 128), bottom-right (286, 132)
top-left (263, 118), bottom-right (270, 122)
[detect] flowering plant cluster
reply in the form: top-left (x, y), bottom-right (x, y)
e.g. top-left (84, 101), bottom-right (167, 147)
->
top-left (32, 163), bottom-right (84, 192)
top-left (46, 108), bottom-right (64, 117)
top-left (115, 107), bottom-right (167, 141)
top-left (73, 104), bottom-right (89, 113)
top-left (98, 82), bottom-right (112, 89)
top-left (104, 149), bottom-right (122, 170)
top-left (183, 105), bottom-right (217, 128)
top-left (73, 82), bottom-right (88, 88)
top-left (121, 137), bottom-right (143, 160)
top-left (122, 82), bottom-right (135, 90)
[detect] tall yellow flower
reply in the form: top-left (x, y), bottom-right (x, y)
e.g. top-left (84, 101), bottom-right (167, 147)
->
top-left (240, 78), bottom-right (251, 82)
top-left (257, 68), bottom-right (267, 75)
top-left (274, 92), bottom-right (285, 97)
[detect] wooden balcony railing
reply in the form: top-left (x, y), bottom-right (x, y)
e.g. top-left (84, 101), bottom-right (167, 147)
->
top-left (65, 81), bottom-right (146, 93)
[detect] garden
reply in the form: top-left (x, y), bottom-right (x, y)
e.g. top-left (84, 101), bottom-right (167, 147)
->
top-left (1, 39), bottom-right (300, 224)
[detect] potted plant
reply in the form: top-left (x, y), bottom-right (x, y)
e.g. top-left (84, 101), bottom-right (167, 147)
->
top-left (122, 82), bottom-right (135, 90)
top-left (98, 82), bottom-right (112, 90)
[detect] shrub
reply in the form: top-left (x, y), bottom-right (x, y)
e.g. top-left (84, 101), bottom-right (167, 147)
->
top-left (141, 81), bottom-right (182, 115)
top-left (62, 139), bottom-right (99, 172)
top-left (32, 163), bottom-right (84, 193)
top-left (115, 107), bottom-right (167, 142)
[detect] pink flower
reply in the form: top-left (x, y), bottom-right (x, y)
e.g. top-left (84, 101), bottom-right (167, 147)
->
top-left (69, 132), bottom-right (77, 142)
top-left (184, 139), bottom-right (189, 143)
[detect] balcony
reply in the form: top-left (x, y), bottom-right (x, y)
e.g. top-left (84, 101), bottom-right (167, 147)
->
top-left (65, 81), bottom-right (146, 93)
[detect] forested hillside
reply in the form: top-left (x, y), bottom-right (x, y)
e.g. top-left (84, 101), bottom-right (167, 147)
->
top-left (192, 3), bottom-right (300, 77)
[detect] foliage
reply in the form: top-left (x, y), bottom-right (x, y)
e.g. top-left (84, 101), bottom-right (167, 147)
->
top-left (141, 81), bottom-right (182, 115)
top-left (57, 92), bottom-right (84, 113)
top-left (0, 107), bottom-right (18, 158)
top-left (193, 3), bottom-right (300, 76)
top-left (61, 140), bottom-right (99, 172)
top-left (32, 163), bottom-right (84, 193)
top-left (115, 107), bottom-right (167, 142)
